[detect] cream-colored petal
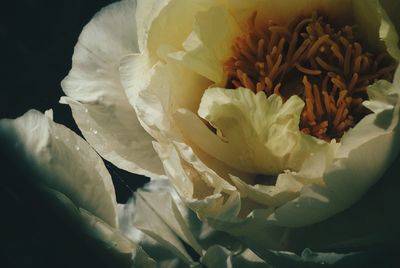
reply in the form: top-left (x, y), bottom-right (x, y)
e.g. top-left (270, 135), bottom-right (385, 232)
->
top-left (133, 190), bottom-right (197, 265)
top-left (353, 0), bottom-right (400, 63)
top-left (79, 208), bottom-right (135, 255)
top-left (60, 97), bottom-right (165, 178)
top-left (227, 0), bottom-right (352, 27)
top-left (39, 186), bottom-right (146, 266)
top-left (61, 0), bottom-right (164, 178)
top-left (153, 141), bottom-right (241, 221)
top-left (198, 88), bottom-right (337, 175)
top-left (201, 245), bottom-right (267, 267)
top-left (174, 108), bottom-right (253, 181)
top-left (120, 52), bottom-right (210, 141)
top-left (120, 54), bottom-right (170, 140)
top-left (137, 190), bottom-right (203, 255)
top-left (230, 175), bottom-right (301, 207)
top-left (380, 0), bottom-right (400, 35)
top-left (173, 5), bottom-right (241, 83)
top-left (145, 0), bottom-right (221, 61)
top-left (135, 0), bottom-right (170, 53)
top-left (0, 110), bottom-right (118, 227)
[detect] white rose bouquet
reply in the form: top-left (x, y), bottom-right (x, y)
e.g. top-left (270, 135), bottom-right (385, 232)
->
top-left (2, 0), bottom-right (400, 267)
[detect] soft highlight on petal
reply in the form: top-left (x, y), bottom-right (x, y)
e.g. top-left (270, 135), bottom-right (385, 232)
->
top-left (0, 110), bottom-right (118, 227)
top-left (61, 0), bottom-right (164, 178)
top-left (197, 88), bottom-right (337, 175)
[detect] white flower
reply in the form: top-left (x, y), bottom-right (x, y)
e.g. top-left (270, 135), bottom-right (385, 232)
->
top-left (60, 0), bottom-right (400, 254)
top-left (0, 110), bottom-right (154, 266)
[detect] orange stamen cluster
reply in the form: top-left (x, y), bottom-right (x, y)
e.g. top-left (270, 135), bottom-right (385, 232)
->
top-left (224, 12), bottom-right (396, 141)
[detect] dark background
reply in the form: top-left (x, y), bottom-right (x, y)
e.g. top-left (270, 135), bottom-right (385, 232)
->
top-left (0, 1), bottom-right (148, 267)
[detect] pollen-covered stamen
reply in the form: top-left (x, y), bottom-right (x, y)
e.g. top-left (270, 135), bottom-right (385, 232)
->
top-left (224, 12), bottom-right (397, 141)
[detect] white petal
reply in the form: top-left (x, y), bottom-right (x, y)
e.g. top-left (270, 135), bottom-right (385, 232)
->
top-left (0, 110), bottom-right (118, 227)
top-left (174, 5), bottom-right (241, 83)
top-left (38, 186), bottom-right (145, 266)
top-left (135, 0), bottom-right (170, 53)
top-left (120, 0), bottom-right (220, 142)
top-left (144, 0), bottom-right (221, 59)
top-left (61, 0), bottom-right (164, 178)
top-left (197, 88), bottom-right (337, 175)
top-left (230, 175), bottom-right (301, 207)
top-left (226, 0), bottom-right (352, 25)
top-left (133, 190), bottom-right (197, 265)
top-left (80, 208), bottom-right (135, 255)
top-left (153, 141), bottom-right (241, 221)
top-left (201, 245), bottom-right (266, 268)
top-left (120, 49), bottom-right (212, 144)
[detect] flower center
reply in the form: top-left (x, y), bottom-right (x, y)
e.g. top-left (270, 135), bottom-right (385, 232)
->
top-left (224, 12), bottom-right (397, 141)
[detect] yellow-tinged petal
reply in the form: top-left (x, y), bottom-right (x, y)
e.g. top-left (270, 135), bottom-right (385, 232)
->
top-left (173, 5), bottom-right (241, 83)
top-left (197, 88), bottom-right (338, 175)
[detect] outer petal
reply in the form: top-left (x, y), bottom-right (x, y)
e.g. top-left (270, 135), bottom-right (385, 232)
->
top-left (0, 110), bottom-right (118, 227)
top-left (61, 0), bottom-right (164, 178)
top-left (120, 0), bottom-right (220, 141)
top-left (123, 178), bottom-right (269, 267)
top-left (201, 246), bottom-right (267, 268)
top-left (123, 179), bottom-right (386, 267)
top-left (152, 141), bottom-right (240, 221)
top-left (41, 186), bottom-right (148, 267)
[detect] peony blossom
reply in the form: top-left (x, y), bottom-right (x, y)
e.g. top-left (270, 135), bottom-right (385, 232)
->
top-left (2, 0), bottom-right (400, 265)
top-left (59, 0), bottom-right (400, 255)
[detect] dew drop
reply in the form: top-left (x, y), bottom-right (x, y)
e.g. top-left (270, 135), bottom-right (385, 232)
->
top-left (55, 135), bottom-right (59, 140)
top-left (93, 129), bottom-right (98, 134)
top-left (84, 108), bottom-right (88, 113)
top-left (75, 146), bottom-right (80, 151)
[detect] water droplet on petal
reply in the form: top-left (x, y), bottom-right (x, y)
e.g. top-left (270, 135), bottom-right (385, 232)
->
top-left (93, 129), bottom-right (98, 134)
top-left (75, 146), bottom-right (80, 151)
